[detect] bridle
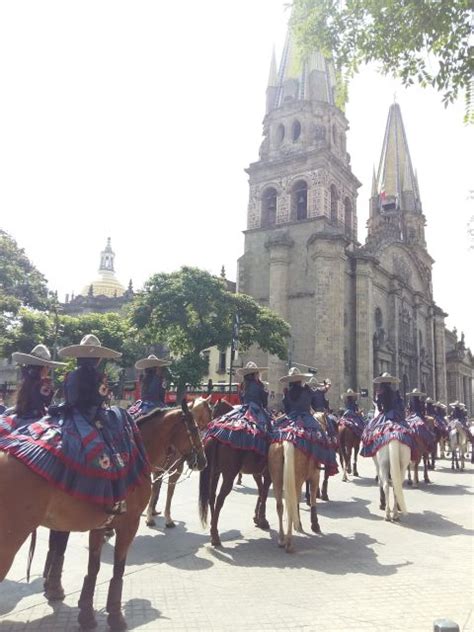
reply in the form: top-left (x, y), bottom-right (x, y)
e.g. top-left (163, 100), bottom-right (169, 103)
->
top-left (180, 409), bottom-right (204, 470)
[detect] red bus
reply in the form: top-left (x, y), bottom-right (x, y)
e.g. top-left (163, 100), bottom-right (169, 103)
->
top-left (165, 383), bottom-right (240, 406)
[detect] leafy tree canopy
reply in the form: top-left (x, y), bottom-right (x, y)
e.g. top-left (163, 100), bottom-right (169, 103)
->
top-left (292, 0), bottom-right (474, 122)
top-left (131, 267), bottom-right (290, 391)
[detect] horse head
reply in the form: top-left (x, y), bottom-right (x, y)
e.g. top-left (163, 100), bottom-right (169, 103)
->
top-left (180, 399), bottom-right (207, 471)
top-left (189, 395), bottom-right (213, 430)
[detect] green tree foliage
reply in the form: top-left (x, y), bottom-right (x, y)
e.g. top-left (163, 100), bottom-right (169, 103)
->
top-left (131, 267), bottom-right (290, 392)
top-left (291, 0), bottom-right (474, 122)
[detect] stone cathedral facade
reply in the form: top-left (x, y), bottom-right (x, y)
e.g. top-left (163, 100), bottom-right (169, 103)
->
top-left (237, 32), bottom-right (473, 411)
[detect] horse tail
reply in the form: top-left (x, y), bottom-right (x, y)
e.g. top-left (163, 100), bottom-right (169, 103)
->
top-left (26, 529), bottom-right (37, 583)
top-left (283, 442), bottom-right (302, 533)
top-left (389, 441), bottom-right (407, 515)
top-left (199, 439), bottom-right (216, 527)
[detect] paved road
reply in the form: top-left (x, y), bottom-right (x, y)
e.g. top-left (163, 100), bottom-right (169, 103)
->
top-left (1, 457), bottom-right (472, 632)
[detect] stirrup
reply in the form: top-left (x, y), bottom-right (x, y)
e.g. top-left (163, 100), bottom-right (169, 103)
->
top-left (105, 501), bottom-right (127, 515)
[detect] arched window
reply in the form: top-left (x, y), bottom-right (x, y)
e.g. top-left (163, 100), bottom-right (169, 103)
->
top-left (292, 180), bottom-right (308, 220)
top-left (344, 197), bottom-right (352, 237)
top-left (276, 124), bottom-right (285, 144)
top-left (261, 187), bottom-right (277, 227)
top-left (292, 120), bottom-right (301, 141)
top-left (330, 184), bottom-right (338, 223)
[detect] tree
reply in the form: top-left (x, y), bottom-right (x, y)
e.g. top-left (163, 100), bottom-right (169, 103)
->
top-left (291, 0), bottom-right (474, 122)
top-left (131, 267), bottom-right (290, 396)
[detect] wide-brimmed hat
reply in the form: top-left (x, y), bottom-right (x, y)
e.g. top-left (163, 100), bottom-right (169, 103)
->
top-left (59, 334), bottom-right (121, 360)
top-left (135, 354), bottom-right (171, 370)
top-left (435, 401), bottom-right (447, 409)
top-left (341, 388), bottom-right (359, 400)
top-left (12, 344), bottom-right (66, 368)
top-left (279, 367), bottom-right (313, 384)
top-left (373, 372), bottom-right (400, 384)
top-left (236, 361), bottom-right (268, 377)
top-left (449, 401), bottom-right (461, 408)
top-left (425, 397), bottom-right (434, 404)
top-left (406, 388), bottom-right (426, 398)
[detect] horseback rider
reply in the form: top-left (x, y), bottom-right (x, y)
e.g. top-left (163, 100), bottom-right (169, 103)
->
top-left (129, 354), bottom-right (171, 420)
top-left (308, 376), bottom-right (330, 412)
top-left (340, 388), bottom-right (366, 438)
top-left (405, 388), bottom-right (436, 460)
top-left (273, 368), bottom-right (337, 475)
top-left (0, 344), bottom-right (70, 601)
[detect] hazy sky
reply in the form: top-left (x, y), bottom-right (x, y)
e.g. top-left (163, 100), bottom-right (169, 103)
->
top-left (1, 1), bottom-right (472, 346)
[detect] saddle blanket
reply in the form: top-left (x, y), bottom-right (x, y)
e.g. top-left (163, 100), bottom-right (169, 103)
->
top-left (360, 412), bottom-right (417, 461)
top-left (406, 414), bottom-right (436, 455)
top-left (339, 411), bottom-right (366, 439)
top-left (128, 399), bottom-right (167, 421)
top-left (272, 411), bottom-right (338, 475)
top-left (0, 407), bottom-right (150, 508)
top-left (204, 403), bottom-right (270, 457)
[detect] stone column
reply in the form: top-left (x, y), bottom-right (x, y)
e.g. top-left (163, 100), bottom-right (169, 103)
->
top-left (433, 308), bottom-right (447, 402)
top-left (265, 234), bottom-right (293, 402)
top-left (389, 281), bottom-right (402, 378)
top-left (309, 234), bottom-right (346, 410)
top-left (354, 256), bottom-right (374, 407)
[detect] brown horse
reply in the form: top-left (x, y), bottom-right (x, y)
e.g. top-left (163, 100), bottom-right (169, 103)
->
top-left (406, 416), bottom-right (436, 487)
top-left (145, 396), bottom-right (213, 528)
top-left (199, 399), bottom-right (271, 546)
top-left (268, 440), bottom-right (321, 553)
top-left (338, 424), bottom-right (361, 482)
top-left (0, 401), bottom-right (206, 631)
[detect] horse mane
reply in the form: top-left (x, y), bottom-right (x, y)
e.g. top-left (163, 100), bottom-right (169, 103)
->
top-left (135, 406), bottom-right (178, 428)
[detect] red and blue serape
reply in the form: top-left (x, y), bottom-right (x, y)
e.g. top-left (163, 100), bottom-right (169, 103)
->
top-left (360, 411), bottom-right (417, 460)
top-left (204, 402), bottom-right (270, 457)
top-left (339, 410), bottom-right (366, 439)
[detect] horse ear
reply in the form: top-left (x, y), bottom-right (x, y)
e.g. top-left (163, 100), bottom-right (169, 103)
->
top-left (205, 395), bottom-right (212, 403)
top-left (181, 398), bottom-right (189, 413)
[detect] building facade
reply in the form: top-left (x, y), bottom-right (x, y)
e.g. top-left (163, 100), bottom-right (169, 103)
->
top-left (237, 30), bottom-right (473, 410)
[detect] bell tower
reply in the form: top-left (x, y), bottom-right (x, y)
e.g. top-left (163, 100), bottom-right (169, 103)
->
top-left (238, 26), bottom-right (361, 404)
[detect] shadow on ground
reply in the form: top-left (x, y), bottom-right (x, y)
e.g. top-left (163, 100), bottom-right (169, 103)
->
top-left (0, 577), bottom-right (43, 616)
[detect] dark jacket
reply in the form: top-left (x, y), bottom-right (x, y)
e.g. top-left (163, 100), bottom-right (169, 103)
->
top-left (240, 379), bottom-right (268, 408)
top-left (283, 384), bottom-right (320, 415)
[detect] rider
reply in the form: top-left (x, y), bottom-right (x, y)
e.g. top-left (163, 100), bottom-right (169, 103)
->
top-left (0, 344), bottom-right (70, 601)
top-left (129, 354), bottom-right (171, 419)
top-left (405, 388), bottom-right (436, 458)
top-left (340, 389), bottom-right (366, 438)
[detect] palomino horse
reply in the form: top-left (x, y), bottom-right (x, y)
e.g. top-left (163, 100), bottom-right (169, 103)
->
top-left (199, 399), bottom-right (271, 547)
top-left (268, 439), bottom-right (322, 553)
top-left (0, 401), bottom-right (206, 632)
top-left (448, 421), bottom-right (469, 470)
top-left (145, 396), bottom-right (213, 528)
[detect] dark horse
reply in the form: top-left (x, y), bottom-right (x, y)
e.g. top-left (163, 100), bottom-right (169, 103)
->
top-left (338, 423), bottom-right (361, 482)
top-left (0, 402), bottom-right (206, 631)
top-left (199, 399), bottom-right (271, 546)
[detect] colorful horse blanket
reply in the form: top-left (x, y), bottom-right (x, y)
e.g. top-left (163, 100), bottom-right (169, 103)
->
top-left (204, 402), bottom-right (271, 457)
top-left (0, 407), bottom-right (150, 508)
top-left (406, 413), bottom-right (436, 456)
top-left (272, 411), bottom-right (338, 475)
top-left (432, 414), bottom-right (448, 440)
top-left (360, 411), bottom-right (416, 460)
top-left (128, 399), bottom-right (167, 421)
top-left (339, 410), bottom-right (366, 439)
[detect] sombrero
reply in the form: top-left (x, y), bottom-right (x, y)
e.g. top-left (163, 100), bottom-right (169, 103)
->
top-left (341, 388), bottom-right (360, 400)
top-left (449, 401), bottom-right (461, 408)
top-left (279, 367), bottom-right (313, 384)
top-left (59, 334), bottom-right (121, 360)
top-left (406, 388), bottom-right (426, 398)
top-left (435, 401), bottom-right (447, 409)
top-left (373, 372), bottom-right (400, 384)
top-left (425, 397), bottom-right (434, 404)
top-left (12, 344), bottom-right (66, 368)
top-left (135, 354), bottom-right (171, 370)
top-left (236, 361), bottom-right (267, 377)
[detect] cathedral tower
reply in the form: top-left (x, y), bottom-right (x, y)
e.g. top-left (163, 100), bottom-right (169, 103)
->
top-left (238, 28), bottom-right (360, 403)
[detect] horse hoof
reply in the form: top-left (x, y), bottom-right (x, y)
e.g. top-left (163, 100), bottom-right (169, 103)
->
top-left (78, 610), bottom-right (97, 630)
top-left (311, 524), bottom-right (321, 534)
top-left (379, 504), bottom-right (386, 511)
top-left (211, 535), bottom-right (222, 547)
top-left (406, 480), bottom-right (412, 487)
top-left (392, 515), bottom-right (400, 522)
top-left (257, 519), bottom-right (270, 530)
top-left (165, 521), bottom-right (176, 528)
top-left (353, 471), bottom-right (359, 477)
top-left (305, 499), bottom-right (311, 507)
top-left (285, 544), bottom-right (295, 554)
top-left (384, 516), bottom-right (391, 522)
top-left (321, 493), bottom-right (329, 502)
top-left (145, 518), bottom-right (156, 527)
top-left (152, 510), bottom-right (161, 516)
top-left (108, 611), bottom-right (127, 631)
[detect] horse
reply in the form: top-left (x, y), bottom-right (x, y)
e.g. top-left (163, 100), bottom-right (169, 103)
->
top-left (406, 415), bottom-right (436, 487)
top-left (268, 439), bottom-right (322, 553)
top-left (145, 396), bottom-right (213, 528)
top-left (303, 411), bottom-right (337, 503)
top-left (198, 399), bottom-right (271, 547)
top-left (338, 420), bottom-right (362, 482)
top-left (448, 421), bottom-right (469, 470)
top-left (0, 401), bottom-right (206, 631)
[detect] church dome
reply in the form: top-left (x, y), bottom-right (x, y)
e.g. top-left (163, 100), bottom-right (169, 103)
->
top-left (81, 238), bottom-right (125, 298)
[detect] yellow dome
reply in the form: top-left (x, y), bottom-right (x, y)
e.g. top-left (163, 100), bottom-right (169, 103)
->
top-left (81, 270), bottom-right (125, 298)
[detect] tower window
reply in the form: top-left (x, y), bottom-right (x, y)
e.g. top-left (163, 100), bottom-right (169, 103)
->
top-left (292, 120), bottom-right (301, 141)
top-left (276, 124), bottom-right (285, 144)
top-left (292, 180), bottom-right (308, 220)
top-left (330, 184), bottom-right (339, 223)
top-left (344, 197), bottom-right (352, 237)
top-left (261, 187), bottom-right (277, 227)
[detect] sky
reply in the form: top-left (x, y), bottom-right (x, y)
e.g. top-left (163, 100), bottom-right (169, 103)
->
top-left (0, 1), bottom-right (473, 347)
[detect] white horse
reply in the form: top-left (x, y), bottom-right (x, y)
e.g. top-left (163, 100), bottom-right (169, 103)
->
top-left (448, 421), bottom-right (469, 471)
top-left (371, 401), bottom-right (411, 521)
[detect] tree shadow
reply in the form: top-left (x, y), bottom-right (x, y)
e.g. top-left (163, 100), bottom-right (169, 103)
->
top-left (208, 531), bottom-right (410, 577)
top-left (400, 510), bottom-right (474, 537)
top-left (123, 598), bottom-right (164, 630)
top-left (0, 577), bottom-right (44, 616)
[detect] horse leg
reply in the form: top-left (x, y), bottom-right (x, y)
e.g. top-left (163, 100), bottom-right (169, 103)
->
top-left (460, 446), bottom-right (465, 471)
top-left (268, 446), bottom-right (285, 548)
top-left (406, 464), bottom-right (413, 486)
top-left (304, 480), bottom-right (310, 506)
top-left (146, 476), bottom-right (162, 527)
top-left (413, 461), bottom-right (419, 488)
top-left (320, 468), bottom-right (330, 501)
top-left (253, 472), bottom-right (270, 530)
top-left (44, 530), bottom-right (70, 601)
top-left (210, 466), bottom-right (239, 547)
top-left (106, 516), bottom-right (141, 632)
top-left (346, 439), bottom-right (352, 475)
top-left (423, 455), bottom-right (431, 483)
top-left (78, 529), bottom-right (105, 630)
top-left (236, 472), bottom-right (243, 485)
top-left (310, 468), bottom-right (321, 534)
top-left (253, 474), bottom-right (262, 525)
top-left (340, 439), bottom-right (348, 482)
top-left (164, 461), bottom-right (183, 528)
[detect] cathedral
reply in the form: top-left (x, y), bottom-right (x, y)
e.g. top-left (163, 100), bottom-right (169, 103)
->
top-left (237, 30), bottom-right (473, 411)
